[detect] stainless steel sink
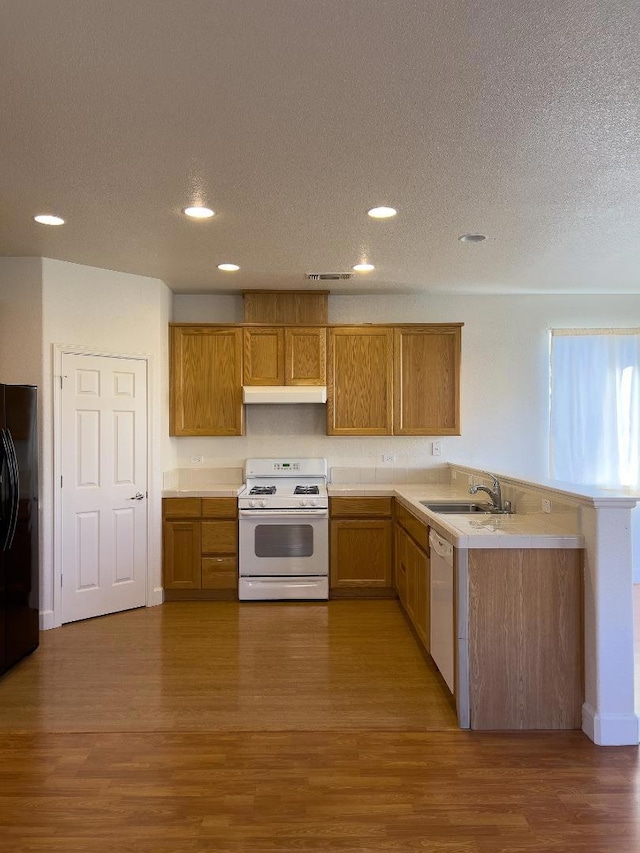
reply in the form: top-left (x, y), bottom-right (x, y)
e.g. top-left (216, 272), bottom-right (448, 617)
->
top-left (420, 501), bottom-right (494, 514)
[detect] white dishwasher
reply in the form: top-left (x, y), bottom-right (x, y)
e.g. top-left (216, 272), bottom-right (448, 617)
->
top-left (429, 529), bottom-right (455, 692)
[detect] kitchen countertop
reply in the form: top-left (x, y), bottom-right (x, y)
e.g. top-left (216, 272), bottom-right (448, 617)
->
top-left (162, 483), bottom-right (584, 548)
top-left (163, 485), bottom-right (245, 498)
top-left (329, 483), bottom-right (584, 549)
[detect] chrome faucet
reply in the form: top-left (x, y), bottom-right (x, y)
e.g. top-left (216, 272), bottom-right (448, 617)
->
top-left (469, 473), bottom-right (510, 513)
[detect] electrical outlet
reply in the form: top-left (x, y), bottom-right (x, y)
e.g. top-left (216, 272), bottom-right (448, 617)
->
top-left (431, 441), bottom-right (442, 456)
top-left (452, 470), bottom-right (457, 480)
top-left (191, 455), bottom-right (204, 464)
top-left (468, 475), bottom-right (474, 485)
top-left (382, 453), bottom-right (394, 463)
top-left (542, 498), bottom-right (551, 513)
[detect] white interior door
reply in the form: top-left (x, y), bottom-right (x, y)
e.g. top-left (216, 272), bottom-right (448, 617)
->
top-left (61, 352), bottom-right (148, 623)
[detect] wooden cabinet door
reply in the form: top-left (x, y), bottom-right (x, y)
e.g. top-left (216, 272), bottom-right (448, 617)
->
top-left (394, 525), bottom-right (409, 606)
top-left (243, 327), bottom-right (285, 385)
top-left (163, 520), bottom-right (201, 590)
top-left (285, 327), bottom-right (326, 385)
top-left (170, 326), bottom-right (243, 436)
top-left (330, 519), bottom-right (393, 588)
top-left (327, 327), bottom-right (393, 435)
top-left (393, 325), bottom-right (461, 435)
top-left (407, 534), bottom-right (430, 650)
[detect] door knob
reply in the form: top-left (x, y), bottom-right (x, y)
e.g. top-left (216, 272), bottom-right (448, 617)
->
top-left (128, 492), bottom-right (145, 500)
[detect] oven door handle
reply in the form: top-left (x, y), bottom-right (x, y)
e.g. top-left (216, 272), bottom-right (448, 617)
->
top-left (239, 508), bottom-right (329, 519)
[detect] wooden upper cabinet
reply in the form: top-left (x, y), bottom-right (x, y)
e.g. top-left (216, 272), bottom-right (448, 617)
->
top-left (285, 327), bottom-right (326, 385)
top-left (170, 326), bottom-right (244, 436)
top-left (243, 327), bottom-right (326, 386)
top-left (327, 327), bottom-right (394, 435)
top-left (393, 325), bottom-right (461, 435)
top-left (243, 327), bottom-right (285, 385)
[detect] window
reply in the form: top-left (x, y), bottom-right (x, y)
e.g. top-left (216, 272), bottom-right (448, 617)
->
top-left (550, 330), bottom-right (640, 488)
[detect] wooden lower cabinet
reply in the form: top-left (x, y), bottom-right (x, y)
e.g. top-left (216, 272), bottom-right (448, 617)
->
top-left (467, 548), bottom-right (583, 730)
top-left (394, 502), bottom-right (430, 652)
top-left (163, 520), bottom-right (201, 590)
top-left (163, 498), bottom-right (238, 600)
top-left (330, 498), bottom-right (393, 595)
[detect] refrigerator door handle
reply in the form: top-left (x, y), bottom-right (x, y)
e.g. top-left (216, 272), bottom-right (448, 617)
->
top-left (0, 428), bottom-right (19, 551)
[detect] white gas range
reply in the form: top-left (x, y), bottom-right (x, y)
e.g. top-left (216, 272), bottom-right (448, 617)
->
top-left (238, 458), bottom-right (329, 601)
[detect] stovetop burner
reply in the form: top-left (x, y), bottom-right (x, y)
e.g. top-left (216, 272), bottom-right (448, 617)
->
top-left (294, 485), bottom-right (320, 495)
top-left (249, 485), bottom-right (276, 495)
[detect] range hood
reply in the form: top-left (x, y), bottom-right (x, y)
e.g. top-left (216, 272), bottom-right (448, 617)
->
top-left (242, 386), bottom-right (327, 404)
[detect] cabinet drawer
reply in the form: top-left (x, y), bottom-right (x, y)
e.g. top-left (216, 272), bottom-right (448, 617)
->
top-left (201, 497), bottom-right (238, 519)
top-left (202, 556), bottom-right (237, 590)
top-left (395, 502), bottom-right (429, 551)
top-left (330, 497), bottom-right (393, 518)
top-left (201, 520), bottom-right (238, 554)
top-left (163, 498), bottom-right (201, 519)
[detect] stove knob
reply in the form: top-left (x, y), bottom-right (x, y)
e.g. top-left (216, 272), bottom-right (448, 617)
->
top-left (260, 499), bottom-right (267, 508)
top-left (310, 499), bottom-right (318, 507)
top-left (299, 499), bottom-right (307, 507)
top-left (249, 500), bottom-right (256, 508)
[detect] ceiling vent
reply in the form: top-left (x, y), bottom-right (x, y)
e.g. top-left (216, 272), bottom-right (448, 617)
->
top-left (305, 272), bottom-right (355, 281)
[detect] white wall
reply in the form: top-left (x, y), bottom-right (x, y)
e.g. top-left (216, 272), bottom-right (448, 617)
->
top-left (171, 292), bottom-right (640, 475)
top-left (0, 257), bottom-right (43, 385)
top-left (40, 259), bottom-right (173, 624)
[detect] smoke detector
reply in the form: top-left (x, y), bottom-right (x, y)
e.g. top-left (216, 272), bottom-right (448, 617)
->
top-left (305, 272), bottom-right (355, 281)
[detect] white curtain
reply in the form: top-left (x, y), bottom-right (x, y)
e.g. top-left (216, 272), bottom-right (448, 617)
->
top-left (550, 331), bottom-right (640, 488)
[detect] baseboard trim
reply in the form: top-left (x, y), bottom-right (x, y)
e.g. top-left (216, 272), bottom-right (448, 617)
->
top-left (39, 610), bottom-right (55, 631)
top-left (149, 586), bottom-right (164, 607)
top-left (583, 702), bottom-right (640, 745)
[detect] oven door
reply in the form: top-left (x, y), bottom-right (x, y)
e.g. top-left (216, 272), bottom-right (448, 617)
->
top-left (239, 509), bottom-right (328, 577)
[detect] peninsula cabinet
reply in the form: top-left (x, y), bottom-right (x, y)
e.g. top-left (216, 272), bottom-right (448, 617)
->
top-left (466, 548), bottom-right (583, 729)
top-left (163, 498), bottom-right (238, 600)
top-left (243, 326), bottom-right (326, 386)
top-left (394, 502), bottom-right (430, 651)
top-left (327, 327), bottom-right (394, 435)
top-left (330, 497), bottom-right (394, 595)
top-left (170, 326), bottom-right (243, 436)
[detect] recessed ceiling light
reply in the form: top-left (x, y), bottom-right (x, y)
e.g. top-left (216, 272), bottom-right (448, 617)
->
top-left (217, 263), bottom-right (240, 272)
top-left (183, 206), bottom-right (215, 219)
top-left (34, 214), bottom-right (65, 226)
top-left (458, 233), bottom-right (487, 243)
top-left (353, 263), bottom-right (375, 272)
top-left (367, 206), bottom-right (397, 219)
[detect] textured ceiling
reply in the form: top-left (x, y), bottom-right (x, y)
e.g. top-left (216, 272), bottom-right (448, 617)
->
top-left (1, 1), bottom-right (639, 295)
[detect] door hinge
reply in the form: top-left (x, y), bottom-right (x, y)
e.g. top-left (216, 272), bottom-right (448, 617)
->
top-left (60, 475), bottom-right (63, 487)
top-left (60, 375), bottom-right (63, 389)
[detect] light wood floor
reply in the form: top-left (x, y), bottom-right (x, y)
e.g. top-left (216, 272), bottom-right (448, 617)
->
top-left (0, 599), bottom-right (639, 852)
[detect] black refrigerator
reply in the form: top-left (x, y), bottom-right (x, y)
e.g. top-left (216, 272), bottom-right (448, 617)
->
top-left (0, 384), bottom-right (39, 675)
